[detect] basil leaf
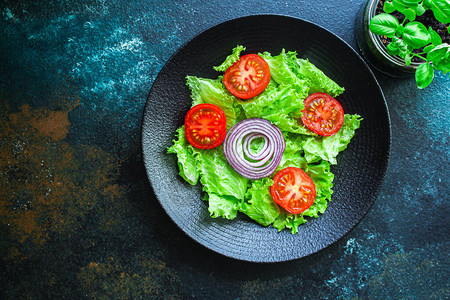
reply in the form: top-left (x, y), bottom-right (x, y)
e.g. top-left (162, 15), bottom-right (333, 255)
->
top-left (433, 51), bottom-right (450, 73)
top-left (403, 8), bottom-right (417, 21)
top-left (414, 3), bottom-right (426, 16)
top-left (429, 27), bottom-right (443, 45)
top-left (394, 0), bottom-right (421, 6)
top-left (393, 0), bottom-right (408, 14)
top-left (427, 43), bottom-right (450, 64)
top-left (434, 58), bottom-right (450, 73)
top-left (393, 36), bottom-right (410, 56)
top-left (383, 1), bottom-right (396, 13)
top-left (405, 53), bottom-right (412, 65)
top-left (415, 63), bottom-right (434, 89)
top-left (403, 22), bottom-right (431, 49)
top-left (423, 44), bottom-right (436, 53)
top-left (391, 0), bottom-right (418, 19)
top-left (387, 42), bottom-right (400, 55)
top-left (396, 24), bottom-right (405, 36)
top-left (399, 48), bottom-right (411, 59)
top-left (369, 13), bottom-right (400, 37)
top-left (429, 0), bottom-right (450, 24)
top-left (422, 0), bottom-right (432, 9)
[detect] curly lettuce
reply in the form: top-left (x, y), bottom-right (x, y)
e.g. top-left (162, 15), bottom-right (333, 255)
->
top-left (168, 46), bottom-right (361, 233)
top-left (213, 45), bottom-right (246, 72)
top-left (185, 76), bottom-right (243, 129)
top-left (301, 114), bottom-right (363, 164)
top-left (167, 126), bottom-right (199, 185)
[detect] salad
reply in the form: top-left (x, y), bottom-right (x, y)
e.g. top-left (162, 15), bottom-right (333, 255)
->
top-left (168, 46), bottom-right (362, 234)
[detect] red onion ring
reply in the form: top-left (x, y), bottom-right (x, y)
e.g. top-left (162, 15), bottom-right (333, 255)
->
top-left (223, 118), bottom-right (285, 179)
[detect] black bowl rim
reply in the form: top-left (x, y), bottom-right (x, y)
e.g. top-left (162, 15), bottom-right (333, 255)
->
top-left (140, 13), bottom-right (392, 263)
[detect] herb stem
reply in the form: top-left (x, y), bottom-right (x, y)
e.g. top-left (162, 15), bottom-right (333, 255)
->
top-left (411, 53), bottom-right (427, 61)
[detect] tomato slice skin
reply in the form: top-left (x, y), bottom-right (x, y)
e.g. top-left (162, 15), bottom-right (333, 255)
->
top-left (184, 103), bottom-right (227, 149)
top-left (270, 167), bottom-right (316, 214)
top-left (223, 54), bottom-right (271, 100)
top-left (300, 92), bottom-right (345, 136)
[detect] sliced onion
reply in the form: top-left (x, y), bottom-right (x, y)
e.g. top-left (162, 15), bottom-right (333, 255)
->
top-left (223, 118), bottom-right (285, 179)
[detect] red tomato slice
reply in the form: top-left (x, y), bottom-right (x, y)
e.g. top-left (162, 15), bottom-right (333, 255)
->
top-left (184, 103), bottom-right (227, 149)
top-left (270, 167), bottom-right (316, 214)
top-left (223, 54), bottom-right (271, 100)
top-left (301, 92), bottom-right (345, 136)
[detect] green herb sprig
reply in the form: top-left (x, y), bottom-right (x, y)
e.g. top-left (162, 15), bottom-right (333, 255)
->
top-left (369, 0), bottom-right (450, 88)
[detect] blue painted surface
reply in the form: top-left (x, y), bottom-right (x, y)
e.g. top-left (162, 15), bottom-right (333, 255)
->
top-left (0, 0), bottom-right (448, 298)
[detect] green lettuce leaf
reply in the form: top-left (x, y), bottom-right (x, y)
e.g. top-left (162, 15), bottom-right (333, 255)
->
top-left (301, 114), bottom-right (362, 164)
top-left (268, 140), bottom-right (335, 233)
top-left (305, 160), bottom-right (334, 201)
top-left (167, 126), bottom-right (199, 185)
top-left (238, 84), bottom-right (312, 135)
top-left (213, 45), bottom-right (246, 72)
top-left (259, 49), bottom-right (309, 94)
top-left (186, 75), bottom-right (242, 129)
top-left (204, 193), bottom-right (240, 220)
top-left (273, 213), bottom-right (306, 234)
top-left (192, 147), bottom-right (248, 200)
top-left (277, 148), bottom-right (334, 214)
top-left (239, 178), bottom-right (281, 226)
top-left (277, 133), bottom-right (309, 169)
top-left (286, 52), bottom-right (345, 97)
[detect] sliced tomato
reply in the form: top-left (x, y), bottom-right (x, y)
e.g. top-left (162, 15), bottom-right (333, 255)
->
top-left (185, 103), bottom-right (227, 149)
top-left (270, 167), bottom-right (316, 214)
top-left (301, 92), bottom-right (345, 136)
top-left (223, 54), bottom-right (271, 100)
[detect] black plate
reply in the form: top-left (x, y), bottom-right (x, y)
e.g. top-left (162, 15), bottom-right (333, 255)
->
top-left (142, 15), bottom-right (391, 262)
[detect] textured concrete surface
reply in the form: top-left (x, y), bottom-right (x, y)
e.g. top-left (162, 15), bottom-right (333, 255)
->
top-left (1, 0), bottom-right (448, 298)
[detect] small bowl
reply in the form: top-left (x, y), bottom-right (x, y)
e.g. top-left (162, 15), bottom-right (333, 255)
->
top-left (355, 0), bottom-right (421, 77)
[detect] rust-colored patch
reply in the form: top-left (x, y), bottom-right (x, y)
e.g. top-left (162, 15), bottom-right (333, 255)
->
top-left (14, 210), bottom-right (48, 245)
top-left (30, 108), bottom-right (70, 140)
top-left (78, 254), bottom-right (180, 299)
top-left (88, 262), bottom-right (99, 269)
top-left (7, 103), bottom-right (72, 141)
top-left (0, 99), bottom-right (128, 262)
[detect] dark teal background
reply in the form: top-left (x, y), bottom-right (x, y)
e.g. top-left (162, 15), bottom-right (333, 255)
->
top-left (1, 0), bottom-right (448, 298)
